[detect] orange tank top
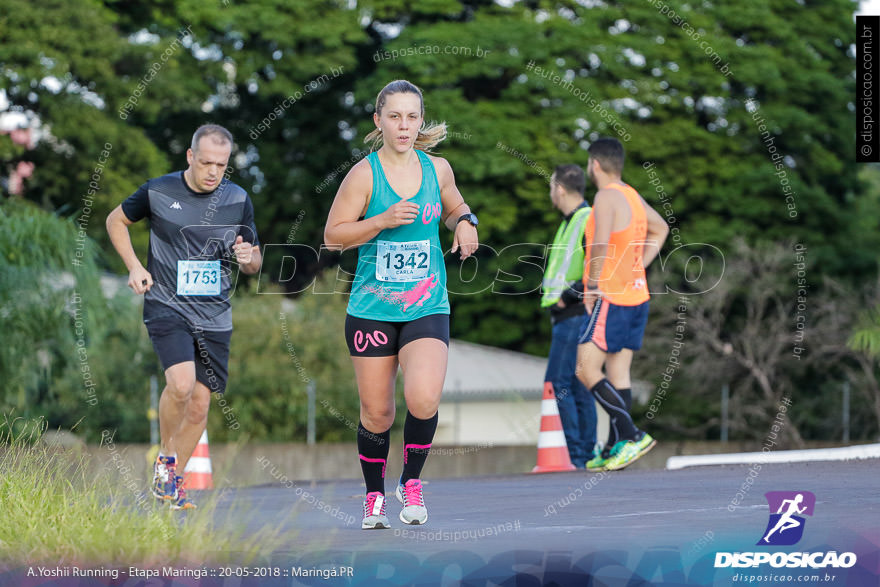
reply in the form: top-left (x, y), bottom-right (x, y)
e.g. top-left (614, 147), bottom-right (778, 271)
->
top-left (583, 182), bottom-right (649, 306)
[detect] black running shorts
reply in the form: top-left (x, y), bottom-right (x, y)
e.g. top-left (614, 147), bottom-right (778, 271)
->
top-left (145, 314), bottom-right (231, 393)
top-left (344, 313), bottom-right (449, 357)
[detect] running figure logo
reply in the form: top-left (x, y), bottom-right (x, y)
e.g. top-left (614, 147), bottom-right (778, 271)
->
top-left (758, 491), bottom-right (816, 546)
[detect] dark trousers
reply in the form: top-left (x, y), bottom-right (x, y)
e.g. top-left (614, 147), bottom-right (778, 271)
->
top-left (545, 313), bottom-right (597, 467)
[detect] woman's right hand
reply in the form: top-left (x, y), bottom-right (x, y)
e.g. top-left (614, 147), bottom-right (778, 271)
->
top-left (380, 200), bottom-right (420, 229)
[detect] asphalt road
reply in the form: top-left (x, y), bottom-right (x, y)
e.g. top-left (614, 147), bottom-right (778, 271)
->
top-left (2, 460), bottom-right (875, 586)
top-left (200, 459), bottom-right (879, 586)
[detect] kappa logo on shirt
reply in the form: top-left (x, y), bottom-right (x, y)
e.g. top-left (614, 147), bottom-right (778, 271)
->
top-left (170, 201), bottom-right (182, 210)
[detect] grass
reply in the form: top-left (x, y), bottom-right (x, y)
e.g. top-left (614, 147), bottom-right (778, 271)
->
top-left (0, 417), bottom-right (285, 568)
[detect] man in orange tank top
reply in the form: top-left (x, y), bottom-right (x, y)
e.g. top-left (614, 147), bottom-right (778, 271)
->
top-left (575, 138), bottom-right (669, 472)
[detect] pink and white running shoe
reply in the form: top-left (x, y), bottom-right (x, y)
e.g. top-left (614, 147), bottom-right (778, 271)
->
top-left (396, 479), bottom-right (428, 525)
top-left (362, 491), bottom-right (390, 529)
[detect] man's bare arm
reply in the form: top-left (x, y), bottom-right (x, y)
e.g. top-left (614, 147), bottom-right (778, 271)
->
top-left (106, 205), bottom-right (153, 294)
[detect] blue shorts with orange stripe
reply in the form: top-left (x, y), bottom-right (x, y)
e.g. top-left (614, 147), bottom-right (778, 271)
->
top-left (577, 298), bottom-right (650, 353)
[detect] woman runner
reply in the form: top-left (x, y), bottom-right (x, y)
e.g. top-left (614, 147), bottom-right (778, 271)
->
top-left (324, 80), bottom-right (479, 528)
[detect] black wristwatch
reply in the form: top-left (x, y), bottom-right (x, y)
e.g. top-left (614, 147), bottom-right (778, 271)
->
top-left (457, 213), bottom-right (479, 227)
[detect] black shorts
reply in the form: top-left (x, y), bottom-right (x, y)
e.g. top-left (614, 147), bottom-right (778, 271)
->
top-left (145, 314), bottom-right (231, 393)
top-left (345, 313), bottom-right (449, 357)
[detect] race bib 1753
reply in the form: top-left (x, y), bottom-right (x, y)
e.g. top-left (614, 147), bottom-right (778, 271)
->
top-left (177, 260), bottom-right (221, 296)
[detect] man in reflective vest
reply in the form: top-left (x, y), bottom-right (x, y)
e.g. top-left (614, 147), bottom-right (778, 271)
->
top-left (540, 164), bottom-right (597, 468)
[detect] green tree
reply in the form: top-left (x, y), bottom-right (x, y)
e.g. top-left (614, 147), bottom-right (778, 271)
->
top-left (0, 200), bottom-right (155, 441)
top-left (0, 0), bottom-right (169, 245)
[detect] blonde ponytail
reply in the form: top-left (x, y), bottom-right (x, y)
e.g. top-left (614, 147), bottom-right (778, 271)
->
top-left (364, 127), bottom-right (383, 151)
top-left (414, 122), bottom-right (447, 151)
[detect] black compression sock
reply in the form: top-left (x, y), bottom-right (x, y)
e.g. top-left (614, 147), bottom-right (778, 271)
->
top-left (604, 387), bottom-right (635, 451)
top-left (616, 388), bottom-right (645, 442)
top-left (619, 387), bottom-right (632, 412)
top-left (590, 378), bottom-right (639, 442)
top-left (358, 422), bottom-right (390, 494)
top-left (401, 411), bottom-right (438, 484)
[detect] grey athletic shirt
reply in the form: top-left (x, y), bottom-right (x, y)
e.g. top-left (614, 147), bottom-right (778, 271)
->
top-left (122, 171), bottom-right (259, 331)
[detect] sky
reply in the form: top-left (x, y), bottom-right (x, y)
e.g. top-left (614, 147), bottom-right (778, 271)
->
top-left (859, 0), bottom-right (880, 15)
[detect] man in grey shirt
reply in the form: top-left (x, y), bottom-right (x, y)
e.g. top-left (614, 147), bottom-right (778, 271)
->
top-left (106, 124), bottom-right (261, 509)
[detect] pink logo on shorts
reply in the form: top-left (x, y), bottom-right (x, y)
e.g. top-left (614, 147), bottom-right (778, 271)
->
top-left (354, 329), bottom-right (389, 353)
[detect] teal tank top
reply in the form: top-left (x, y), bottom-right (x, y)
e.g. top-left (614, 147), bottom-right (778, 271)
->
top-left (346, 150), bottom-right (450, 321)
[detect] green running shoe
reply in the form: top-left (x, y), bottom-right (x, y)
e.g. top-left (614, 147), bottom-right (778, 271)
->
top-left (586, 445), bottom-right (614, 471)
top-left (604, 434), bottom-right (656, 471)
top-left (634, 432), bottom-right (657, 454)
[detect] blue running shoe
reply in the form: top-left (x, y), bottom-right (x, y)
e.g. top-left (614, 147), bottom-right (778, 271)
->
top-left (170, 475), bottom-right (196, 510)
top-left (150, 455), bottom-right (178, 502)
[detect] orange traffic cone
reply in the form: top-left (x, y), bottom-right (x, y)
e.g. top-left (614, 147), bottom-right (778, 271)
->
top-left (183, 429), bottom-right (214, 489)
top-left (532, 382), bottom-right (576, 473)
